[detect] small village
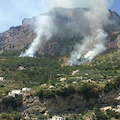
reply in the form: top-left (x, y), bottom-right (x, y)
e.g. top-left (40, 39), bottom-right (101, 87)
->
top-left (8, 88), bottom-right (30, 97)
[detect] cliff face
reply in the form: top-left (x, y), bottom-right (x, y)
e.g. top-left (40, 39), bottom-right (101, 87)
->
top-left (106, 33), bottom-right (120, 49)
top-left (22, 87), bottom-right (120, 115)
top-left (0, 87), bottom-right (119, 115)
top-left (0, 18), bottom-right (36, 52)
top-left (0, 8), bottom-right (120, 55)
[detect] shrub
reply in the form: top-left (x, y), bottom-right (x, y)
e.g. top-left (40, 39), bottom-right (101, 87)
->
top-left (38, 114), bottom-right (47, 120)
top-left (79, 83), bottom-right (99, 101)
top-left (95, 108), bottom-right (109, 120)
top-left (104, 76), bottom-right (120, 92)
top-left (0, 84), bottom-right (4, 87)
top-left (106, 110), bottom-right (120, 119)
top-left (56, 86), bottom-right (76, 98)
top-left (38, 86), bottom-right (76, 99)
top-left (37, 89), bottom-right (55, 99)
top-left (13, 112), bottom-right (22, 120)
top-left (43, 90), bottom-right (56, 98)
top-left (104, 82), bottom-right (113, 92)
top-left (1, 113), bottom-right (11, 120)
top-left (2, 95), bottom-right (23, 110)
top-left (37, 89), bottom-right (44, 98)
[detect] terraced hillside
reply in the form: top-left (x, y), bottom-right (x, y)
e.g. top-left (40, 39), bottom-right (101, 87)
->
top-left (0, 49), bottom-right (120, 96)
top-left (0, 49), bottom-right (120, 119)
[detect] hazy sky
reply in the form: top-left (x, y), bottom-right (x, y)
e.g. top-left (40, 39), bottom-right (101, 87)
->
top-left (0, 0), bottom-right (119, 33)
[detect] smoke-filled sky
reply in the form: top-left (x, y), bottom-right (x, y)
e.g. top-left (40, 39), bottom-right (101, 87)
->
top-left (0, 0), bottom-right (119, 33)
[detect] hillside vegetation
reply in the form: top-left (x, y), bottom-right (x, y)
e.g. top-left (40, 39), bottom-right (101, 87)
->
top-left (0, 49), bottom-right (119, 97)
top-left (0, 49), bottom-right (120, 119)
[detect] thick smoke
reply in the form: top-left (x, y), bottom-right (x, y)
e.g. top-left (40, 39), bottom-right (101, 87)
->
top-left (20, 15), bottom-right (57, 57)
top-left (20, 0), bottom-right (75, 57)
top-left (68, 0), bottom-right (111, 65)
top-left (20, 0), bottom-right (73, 57)
top-left (20, 0), bottom-right (113, 65)
top-left (69, 29), bottom-right (107, 65)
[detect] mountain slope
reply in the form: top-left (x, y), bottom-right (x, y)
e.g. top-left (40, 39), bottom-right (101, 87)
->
top-left (0, 8), bottom-right (120, 55)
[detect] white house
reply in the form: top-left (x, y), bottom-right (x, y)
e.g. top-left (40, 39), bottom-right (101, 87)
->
top-left (49, 85), bottom-right (55, 89)
top-left (11, 90), bottom-right (21, 94)
top-left (72, 70), bottom-right (79, 75)
top-left (22, 88), bottom-right (30, 92)
top-left (50, 116), bottom-right (66, 120)
top-left (0, 77), bottom-right (4, 82)
top-left (73, 81), bottom-right (77, 84)
top-left (57, 74), bottom-right (64, 76)
top-left (8, 90), bottom-right (22, 97)
top-left (18, 66), bottom-right (25, 71)
top-left (60, 78), bottom-right (67, 82)
top-left (8, 92), bottom-right (16, 97)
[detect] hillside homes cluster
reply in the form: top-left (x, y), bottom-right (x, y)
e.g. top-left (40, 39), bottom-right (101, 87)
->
top-left (58, 70), bottom-right (97, 84)
top-left (8, 88), bottom-right (30, 97)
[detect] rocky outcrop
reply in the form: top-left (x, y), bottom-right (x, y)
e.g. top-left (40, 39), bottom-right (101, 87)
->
top-left (22, 87), bottom-right (120, 115)
top-left (0, 87), bottom-right (120, 115)
top-left (0, 8), bottom-right (120, 55)
top-left (106, 33), bottom-right (120, 49)
top-left (0, 18), bottom-right (36, 52)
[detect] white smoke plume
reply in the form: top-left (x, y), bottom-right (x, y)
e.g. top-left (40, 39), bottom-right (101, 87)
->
top-left (20, 0), bottom-right (113, 65)
top-left (68, 0), bottom-right (112, 65)
top-left (20, 15), bottom-right (57, 57)
top-left (20, 0), bottom-right (74, 57)
top-left (69, 29), bottom-right (107, 65)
